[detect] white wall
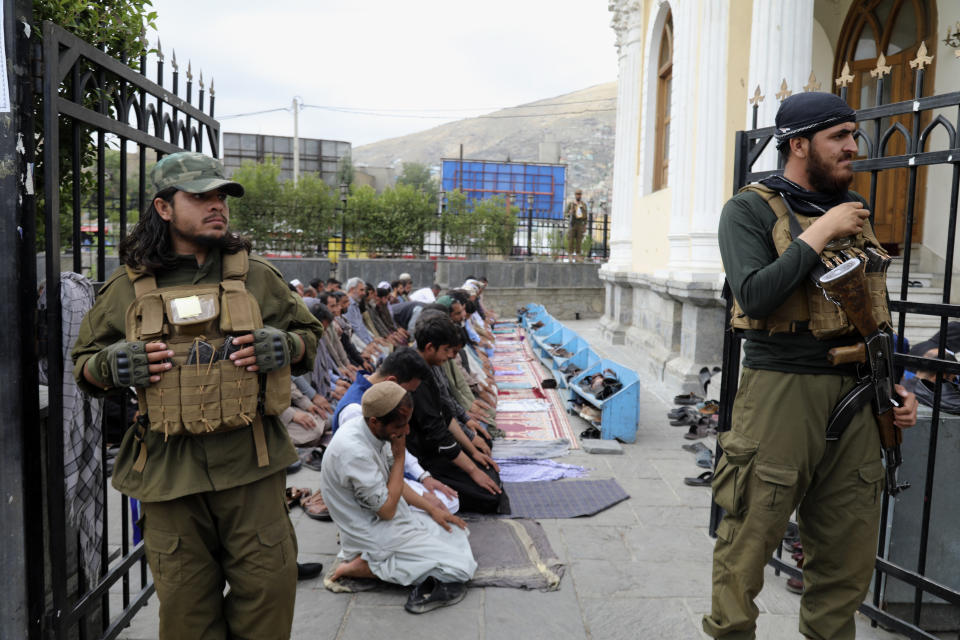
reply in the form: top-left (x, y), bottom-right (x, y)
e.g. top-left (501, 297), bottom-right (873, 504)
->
top-left (921, 0), bottom-right (960, 275)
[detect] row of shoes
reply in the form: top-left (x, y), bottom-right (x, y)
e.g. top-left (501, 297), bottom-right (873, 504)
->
top-left (672, 374), bottom-right (722, 487)
top-left (560, 361), bottom-right (582, 382)
top-left (285, 486), bottom-right (332, 521)
top-left (570, 396), bottom-right (603, 438)
top-left (668, 403), bottom-right (720, 440)
top-left (579, 369), bottom-right (623, 400)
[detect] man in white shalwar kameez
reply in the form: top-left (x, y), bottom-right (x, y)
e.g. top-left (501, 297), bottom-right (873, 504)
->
top-left (321, 381), bottom-right (477, 613)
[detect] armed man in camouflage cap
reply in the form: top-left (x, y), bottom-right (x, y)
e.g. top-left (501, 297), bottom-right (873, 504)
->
top-left (72, 151), bottom-right (323, 639)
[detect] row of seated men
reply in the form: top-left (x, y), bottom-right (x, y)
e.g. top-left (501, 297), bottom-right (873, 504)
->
top-left (281, 272), bottom-right (510, 517)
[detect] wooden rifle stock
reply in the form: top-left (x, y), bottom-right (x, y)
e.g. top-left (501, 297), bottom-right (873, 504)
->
top-left (819, 258), bottom-right (908, 494)
top-left (818, 260), bottom-right (878, 339)
top-left (827, 343), bottom-right (865, 366)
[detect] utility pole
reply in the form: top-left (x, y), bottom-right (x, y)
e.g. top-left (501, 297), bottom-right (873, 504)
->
top-left (292, 96), bottom-right (300, 185)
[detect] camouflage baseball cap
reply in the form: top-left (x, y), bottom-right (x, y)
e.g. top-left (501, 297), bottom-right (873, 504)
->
top-left (150, 151), bottom-right (244, 197)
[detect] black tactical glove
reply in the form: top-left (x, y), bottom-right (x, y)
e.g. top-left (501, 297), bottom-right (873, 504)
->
top-left (251, 327), bottom-right (294, 372)
top-left (98, 340), bottom-right (151, 388)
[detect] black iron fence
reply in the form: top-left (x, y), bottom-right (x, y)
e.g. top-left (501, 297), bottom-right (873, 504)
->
top-left (219, 192), bottom-right (611, 263)
top-left (5, 17), bottom-right (218, 640)
top-left (714, 53), bottom-right (960, 638)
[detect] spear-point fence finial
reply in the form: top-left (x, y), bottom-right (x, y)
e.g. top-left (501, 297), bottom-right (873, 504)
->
top-left (910, 41), bottom-right (934, 70)
top-left (803, 71), bottom-right (821, 92)
top-left (775, 78), bottom-right (792, 102)
top-left (870, 53), bottom-right (892, 78)
top-left (835, 62), bottom-right (854, 88)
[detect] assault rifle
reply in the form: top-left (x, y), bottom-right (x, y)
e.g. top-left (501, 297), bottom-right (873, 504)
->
top-left (819, 258), bottom-right (909, 496)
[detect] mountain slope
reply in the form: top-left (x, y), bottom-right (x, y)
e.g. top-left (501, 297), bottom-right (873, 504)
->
top-left (352, 82), bottom-right (616, 199)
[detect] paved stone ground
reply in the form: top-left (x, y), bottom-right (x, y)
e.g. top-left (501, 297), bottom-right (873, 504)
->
top-left (113, 319), bottom-right (908, 640)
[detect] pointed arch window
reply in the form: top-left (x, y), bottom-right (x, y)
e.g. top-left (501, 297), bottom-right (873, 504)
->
top-left (834, 0), bottom-right (936, 248)
top-left (653, 11), bottom-right (673, 191)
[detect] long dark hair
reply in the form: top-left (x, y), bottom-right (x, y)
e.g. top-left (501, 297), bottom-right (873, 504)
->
top-left (118, 187), bottom-right (252, 271)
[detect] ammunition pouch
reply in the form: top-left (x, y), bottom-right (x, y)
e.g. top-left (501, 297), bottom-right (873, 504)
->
top-left (122, 251), bottom-right (290, 461)
top-left (729, 184), bottom-right (892, 339)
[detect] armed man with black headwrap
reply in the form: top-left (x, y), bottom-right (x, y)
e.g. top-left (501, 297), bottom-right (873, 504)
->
top-left (703, 92), bottom-right (918, 640)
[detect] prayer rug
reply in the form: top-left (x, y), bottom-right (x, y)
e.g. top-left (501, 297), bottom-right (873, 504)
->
top-left (491, 329), bottom-right (578, 448)
top-left (500, 479), bottom-right (630, 519)
top-left (495, 458), bottom-right (587, 483)
top-left (323, 518), bottom-right (564, 592)
top-left (491, 438), bottom-right (571, 460)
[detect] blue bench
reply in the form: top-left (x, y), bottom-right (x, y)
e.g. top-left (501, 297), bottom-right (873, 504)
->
top-left (569, 359), bottom-right (640, 443)
top-left (530, 319), bottom-right (561, 356)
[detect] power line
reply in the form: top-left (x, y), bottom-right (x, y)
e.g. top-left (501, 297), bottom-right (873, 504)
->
top-left (219, 96), bottom-right (617, 121)
top-left (218, 106), bottom-right (292, 119)
top-left (476, 108), bottom-right (615, 119)
top-left (302, 105), bottom-right (454, 119)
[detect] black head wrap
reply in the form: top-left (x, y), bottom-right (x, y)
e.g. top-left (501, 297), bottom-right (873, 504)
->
top-left (774, 92), bottom-right (856, 150)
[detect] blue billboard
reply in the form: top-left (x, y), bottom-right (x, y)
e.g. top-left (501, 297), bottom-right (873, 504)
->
top-left (441, 159), bottom-right (566, 219)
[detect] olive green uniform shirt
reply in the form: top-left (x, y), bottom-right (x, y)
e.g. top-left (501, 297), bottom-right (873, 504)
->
top-left (565, 199), bottom-right (588, 227)
top-left (719, 189), bottom-right (867, 375)
top-left (71, 250), bottom-right (323, 502)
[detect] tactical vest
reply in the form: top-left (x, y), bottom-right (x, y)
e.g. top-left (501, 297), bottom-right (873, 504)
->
top-left (730, 184), bottom-right (892, 339)
top-left (123, 251), bottom-right (291, 470)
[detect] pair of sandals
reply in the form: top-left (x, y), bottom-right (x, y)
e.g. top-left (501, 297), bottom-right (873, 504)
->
top-left (285, 486), bottom-right (332, 521)
top-left (681, 441), bottom-right (714, 469)
top-left (560, 363), bottom-right (582, 382)
top-left (298, 447), bottom-right (324, 471)
top-left (579, 370), bottom-right (623, 400)
top-left (405, 576), bottom-right (468, 614)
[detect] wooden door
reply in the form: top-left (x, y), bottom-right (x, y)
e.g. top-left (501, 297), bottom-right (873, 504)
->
top-left (834, 0), bottom-right (937, 252)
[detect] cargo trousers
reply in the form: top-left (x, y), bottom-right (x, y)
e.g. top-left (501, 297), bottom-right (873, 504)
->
top-left (568, 221), bottom-right (587, 257)
top-left (702, 368), bottom-right (885, 640)
top-left (142, 471), bottom-right (298, 640)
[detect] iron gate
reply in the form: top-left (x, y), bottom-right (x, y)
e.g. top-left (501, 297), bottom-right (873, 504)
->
top-left (6, 16), bottom-right (219, 639)
top-left (714, 53), bottom-right (960, 638)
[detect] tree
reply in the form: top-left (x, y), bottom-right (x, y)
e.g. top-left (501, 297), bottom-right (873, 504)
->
top-left (349, 184), bottom-right (432, 257)
top-left (346, 184), bottom-right (380, 254)
top-left (396, 162), bottom-right (438, 207)
top-left (473, 195), bottom-right (518, 257)
top-left (336, 152), bottom-right (355, 187)
top-left (378, 184), bottom-right (433, 256)
top-left (34, 0), bottom-right (159, 250)
top-left (441, 190), bottom-right (517, 258)
top-left (229, 158), bottom-right (336, 256)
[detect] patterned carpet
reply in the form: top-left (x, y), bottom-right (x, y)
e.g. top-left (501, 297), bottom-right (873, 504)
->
top-left (491, 324), bottom-right (579, 448)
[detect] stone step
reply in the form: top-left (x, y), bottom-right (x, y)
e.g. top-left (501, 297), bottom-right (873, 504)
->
top-left (889, 289), bottom-right (947, 304)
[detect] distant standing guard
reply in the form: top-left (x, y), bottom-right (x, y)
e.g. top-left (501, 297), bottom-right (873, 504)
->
top-left (72, 152), bottom-right (324, 639)
top-left (565, 188), bottom-right (588, 260)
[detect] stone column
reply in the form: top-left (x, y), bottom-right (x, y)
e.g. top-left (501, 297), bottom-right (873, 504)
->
top-left (665, 0), bottom-right (700, 271)
top-left (747, 0), bottom-right (815, 171)
top-left (686, 0), bottom-right (729, 276)
top-left (606, 0), bottom-right (644, 272)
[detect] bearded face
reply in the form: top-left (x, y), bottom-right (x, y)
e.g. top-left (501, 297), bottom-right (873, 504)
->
top-left (805, 127), bottom-right (857, 195)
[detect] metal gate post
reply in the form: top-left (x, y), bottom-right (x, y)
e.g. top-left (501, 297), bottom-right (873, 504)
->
top-left (0, 2), bottom-right (41, 638)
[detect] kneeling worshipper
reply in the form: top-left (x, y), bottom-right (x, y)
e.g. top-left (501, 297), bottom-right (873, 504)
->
top-left (332, 347), bottom-right (461, 514)
top-left (320, 381), bottom-right (477, 613)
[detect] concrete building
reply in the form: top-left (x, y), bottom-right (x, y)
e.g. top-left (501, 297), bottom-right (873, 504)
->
top-left (353, 164), bottom-right (397, 193)
top-left (602, 0), bottom-right (960, 395)
top-left (222, 132), bottom-right (351, 185)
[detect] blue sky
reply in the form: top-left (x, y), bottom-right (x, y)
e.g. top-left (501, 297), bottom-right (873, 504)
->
top-left (151, 0), bottom-right (618, 147)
